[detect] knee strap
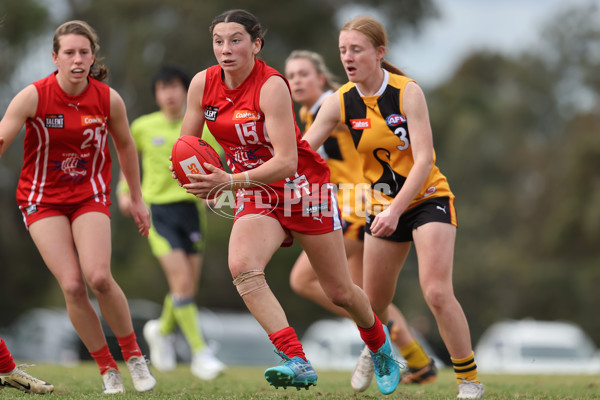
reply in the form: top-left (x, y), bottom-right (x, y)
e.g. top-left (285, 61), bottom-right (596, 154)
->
top-left (233, 270), bottom-right (269, 297)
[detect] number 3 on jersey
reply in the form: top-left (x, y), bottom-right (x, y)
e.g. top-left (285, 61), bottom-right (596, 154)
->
top-left (394, 126), bottom-right (409, 151)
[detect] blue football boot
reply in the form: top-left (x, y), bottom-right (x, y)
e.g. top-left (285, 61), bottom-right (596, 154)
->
top-left (264, 350), bottom-right (318, 390)
top-left (369, 324), bottom-right (401, 395)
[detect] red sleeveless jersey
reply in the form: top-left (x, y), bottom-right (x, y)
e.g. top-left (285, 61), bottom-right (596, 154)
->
top-left (17, 72), bottom-right (112, 208)
top-left (202, 59), bottom-right (330, 207)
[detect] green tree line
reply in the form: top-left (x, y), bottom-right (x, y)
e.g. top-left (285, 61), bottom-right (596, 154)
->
top-left (1, 0), bottom-right (598, 359)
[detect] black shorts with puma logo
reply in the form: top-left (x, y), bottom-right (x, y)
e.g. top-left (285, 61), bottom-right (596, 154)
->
top-left (365, 196), bottom-right (456, 242)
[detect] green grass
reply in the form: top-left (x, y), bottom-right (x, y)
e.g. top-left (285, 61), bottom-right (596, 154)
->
top-left (2, 362), bottom-right (599, 399)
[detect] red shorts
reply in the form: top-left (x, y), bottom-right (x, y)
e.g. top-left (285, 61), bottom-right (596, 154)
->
top-left (233, 183), bottom-right (342, 247)
top-left (18, 199), bottom-right (111, 228)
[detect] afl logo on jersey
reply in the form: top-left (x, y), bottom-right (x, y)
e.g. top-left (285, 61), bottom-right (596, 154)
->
top-left (45, 114), bottom-right (64, 129)
top-left (385, 114), bottom-right (406, 126)
top-left (205, 105), bottom-right (219, 121)
top-left (350, 118), bottom-right (371, 130)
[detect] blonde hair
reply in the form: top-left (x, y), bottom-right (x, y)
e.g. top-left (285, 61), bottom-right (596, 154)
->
top-left (53, 20), bottom-right (108, 82)
top-left (340, 16), bottom-right (404, 76)
top-left (285, 50), bottom-right (340, 91)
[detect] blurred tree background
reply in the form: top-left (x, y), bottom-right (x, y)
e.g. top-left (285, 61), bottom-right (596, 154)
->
top-left (1, 0), bottom-right (599, 361)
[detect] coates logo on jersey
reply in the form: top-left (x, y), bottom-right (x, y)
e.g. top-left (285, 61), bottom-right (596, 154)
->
top-left (81, 115), bottom-right (105, 126)
top-left (386, 114), bottom-right (406, 127)
top-left (233, 110), bottom-right (260, 121)
top-left (350, 118), bottom-right (371, 130)
top-left (45, 114), bottom-right (64, 129)
top-left (205, 105), bottom-right (218, 121)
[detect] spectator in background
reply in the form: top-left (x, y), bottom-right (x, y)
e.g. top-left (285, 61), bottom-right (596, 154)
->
top-left (117, 65), bottom-right (225, 380)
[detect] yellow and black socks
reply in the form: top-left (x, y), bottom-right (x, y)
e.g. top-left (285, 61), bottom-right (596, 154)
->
top-left (400, 339), bottom-right (431, 370)
top-left (451, 351), bottom-right (479, 384)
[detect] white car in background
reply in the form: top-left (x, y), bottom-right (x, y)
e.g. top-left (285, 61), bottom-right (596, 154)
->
top-left (1, 301), bottom-right (279, 366)
top-left (475, 319), bottom-right (600, 374)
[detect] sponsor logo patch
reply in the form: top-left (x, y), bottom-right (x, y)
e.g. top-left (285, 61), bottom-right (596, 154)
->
top-left (421, 186), bottom-right (437, 199)
top-left (45, 114), bottom-right (64, 128)
top-left (233, 110), bottom-right (260, 121)
top-left (205, 105), bottom-right (219, 121)
top-left (304, 201), bottom-right (329, 215)
top-left (350, 118), bottom-right (371, 129)
top-left (25, 204), bottom-right (38, 215)
top-left (81, 115), bottom-right (105, 126)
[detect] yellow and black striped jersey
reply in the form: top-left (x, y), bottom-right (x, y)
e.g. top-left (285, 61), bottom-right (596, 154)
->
top-left (301, 91), bottom-right (366, 224)
top-left (338, 70), bottom-right (453, 214)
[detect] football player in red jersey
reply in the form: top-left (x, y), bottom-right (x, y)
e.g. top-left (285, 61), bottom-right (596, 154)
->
top-left (0, 20), bottom-right (154, 394)
top-left (176, 9), bottom-right (401, 394)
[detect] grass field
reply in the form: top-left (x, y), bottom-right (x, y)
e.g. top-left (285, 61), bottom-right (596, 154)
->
top-left (2, 362), bottom-right (599, 399)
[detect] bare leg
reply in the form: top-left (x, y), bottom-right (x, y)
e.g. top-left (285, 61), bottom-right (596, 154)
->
top-left (362, 234), bottom-right (410, 321)
top-left (294, 230), bottom-right (374, 328)
top-left (413, 223), bottom-right (473, 359)
top-left (29, 216), bottom-right (107, 352)
top-left (289, 236), bottom-right (363, 318)
top-left (72, 212), bottom-right (134, 337)
top-left (290, 234), bottom-right (416, 348)
top-left (387, 305), bottom-right (415, 347)
top-left (159, 250), bottom-right (201, 298)
top-left (228, 215), bottom-right (289, 334)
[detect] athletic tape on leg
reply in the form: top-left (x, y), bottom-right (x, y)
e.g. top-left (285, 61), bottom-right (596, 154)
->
top-left (232, 269), bottom-right (269, 297)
